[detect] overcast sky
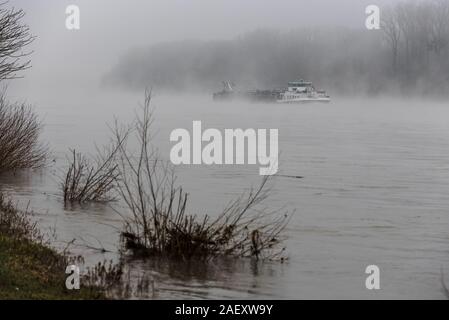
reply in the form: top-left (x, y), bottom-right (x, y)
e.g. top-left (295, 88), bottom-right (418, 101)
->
top-left (9, 0), bottom-right (400, 100)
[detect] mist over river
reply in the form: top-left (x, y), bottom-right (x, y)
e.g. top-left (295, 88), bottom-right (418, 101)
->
top-left (1, 92), bottom-right (449, 299)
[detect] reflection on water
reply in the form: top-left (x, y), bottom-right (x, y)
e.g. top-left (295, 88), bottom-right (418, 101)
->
top-left (2, 93), bottom-right (449, 299)
top-left (123, 256), bottom-right (285, 300)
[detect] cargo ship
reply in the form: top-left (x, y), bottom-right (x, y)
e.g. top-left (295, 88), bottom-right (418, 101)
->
top-left (213, 79), bottom-right (330, 103)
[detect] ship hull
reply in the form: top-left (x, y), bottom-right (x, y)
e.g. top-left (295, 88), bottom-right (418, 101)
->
top-left (276, 97), bottom-right (331, 104)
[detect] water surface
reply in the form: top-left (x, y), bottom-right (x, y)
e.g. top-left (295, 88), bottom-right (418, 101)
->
top-left (2, 93), bottom-right (449, 299)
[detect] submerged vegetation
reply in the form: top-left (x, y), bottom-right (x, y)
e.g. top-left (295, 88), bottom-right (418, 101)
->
top-left (62, 149), bottom-right (120, 205)
top-left (119, 174), bottom-right (289, 261)
top-left (61, 91), bottom-right (290, 261)
top-left (114, 93), bottom-right (289, 260)
top-left (0, 193), bottom-right (42, 242)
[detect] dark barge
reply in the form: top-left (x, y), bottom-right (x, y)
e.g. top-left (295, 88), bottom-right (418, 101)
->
top-left (213, 81), bottom-right (283, 102)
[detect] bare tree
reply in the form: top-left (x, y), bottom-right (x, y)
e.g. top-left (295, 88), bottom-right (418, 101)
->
top-left (0, 2), bottom-right (34, 80)
top-left (429, 0), bottom-right (449, 55)
top-left (381, 7), bottom-right (401, 72)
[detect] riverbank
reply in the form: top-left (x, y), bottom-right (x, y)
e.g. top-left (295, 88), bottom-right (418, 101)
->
top-left (0, 195), bottom-right (104, 299)
top-left (0, 234), bottom-right (104, 299)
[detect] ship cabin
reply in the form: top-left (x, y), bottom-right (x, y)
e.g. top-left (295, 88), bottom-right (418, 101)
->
top-left (287, 79), bottom-right (314, 93)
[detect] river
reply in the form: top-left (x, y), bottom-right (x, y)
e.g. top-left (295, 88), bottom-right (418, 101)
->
top-left (1, 92), bottom-right (449, 299)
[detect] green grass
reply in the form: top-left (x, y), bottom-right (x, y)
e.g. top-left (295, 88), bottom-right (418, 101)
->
top-left (0, 233), bottom-right (104, 299)
top-left (0, 193), bottom-right (110, 299)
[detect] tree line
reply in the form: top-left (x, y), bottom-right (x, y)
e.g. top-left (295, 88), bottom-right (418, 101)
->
top-left (105, 0), bottom-right (449, 97)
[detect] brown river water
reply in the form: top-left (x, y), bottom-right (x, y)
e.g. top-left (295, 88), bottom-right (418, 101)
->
top-left (1, 92), bottom-right (449, 299)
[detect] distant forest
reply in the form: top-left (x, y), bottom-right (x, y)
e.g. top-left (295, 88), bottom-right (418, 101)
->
top-left (104, 0), bottom-right (449, 96)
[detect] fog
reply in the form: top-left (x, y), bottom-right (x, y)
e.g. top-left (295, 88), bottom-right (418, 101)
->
top-left (4, 0), bottom-right (449, 300)
top-left (7, 0), bottom-right (413, 101)
top-left (103, 0), bottom-right (449, 96)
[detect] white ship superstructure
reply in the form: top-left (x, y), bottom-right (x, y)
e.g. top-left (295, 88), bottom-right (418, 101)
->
top-left (277, 79), bottom-right (330, 103)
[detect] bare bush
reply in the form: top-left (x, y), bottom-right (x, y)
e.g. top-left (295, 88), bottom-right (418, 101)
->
top-left (114, 91), bottom-right (290, 261)
top-left (0, 92), bottom-right (47, 172)
top-left (82, 260), bottom-right (125, 297)
top-left (62, 146), bottom-right (123, 204)
top-left (0, 192), bottom-right (43, 242)
top-left (81, 259), bottom-right (157, 299)
top-left (0, 4), bottom-right (43, 172)
top-left (0, 3), bottom-right (34, 80)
